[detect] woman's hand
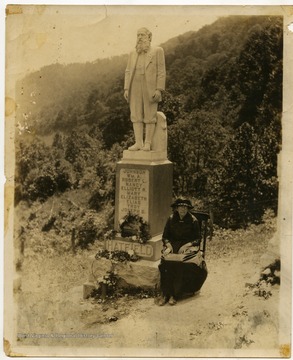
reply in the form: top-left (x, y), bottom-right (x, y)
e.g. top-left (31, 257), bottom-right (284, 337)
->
top-left (161, 242), bottom-right (173, 258)
top-left (178, 242), bottom-right (199, 254)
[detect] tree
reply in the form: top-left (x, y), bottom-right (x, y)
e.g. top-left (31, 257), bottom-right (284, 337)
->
top-left (235, 20), bottom-right (283, 130)
top-left (64, 131), bottom-right (80, 164)
top-left (158, 90), bottom-right (182, 125)
top-left (209, 122), bottom-right (273, 228)
top-left (168, 111), bottom-right (229, 197)
top-left (99, 89), bottom-right (131, 148)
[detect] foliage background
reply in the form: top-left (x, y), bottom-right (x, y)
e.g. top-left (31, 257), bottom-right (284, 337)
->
top-left (14, 15), bottom-right (282, 237)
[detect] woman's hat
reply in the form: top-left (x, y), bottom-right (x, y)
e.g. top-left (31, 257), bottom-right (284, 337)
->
top-left (171, 198), bottom-right (194, 209)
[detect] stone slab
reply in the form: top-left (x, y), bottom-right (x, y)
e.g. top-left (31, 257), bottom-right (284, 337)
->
top-left (104, 234), bottom-right (163, 261)
top-left (115, 259), bottom-right (160, 288)
top-left (85, 256), bottom-right (161, 297)
top-left (88, 255), bottom-right (113, 283)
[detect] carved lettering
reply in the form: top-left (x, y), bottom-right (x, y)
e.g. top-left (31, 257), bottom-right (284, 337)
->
top-left (118, 168), bottom-right (149, 221)
top-left (105, 240), bottom-right (154, 258)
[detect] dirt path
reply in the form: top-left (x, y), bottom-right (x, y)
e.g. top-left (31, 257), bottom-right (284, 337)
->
top-left (15, 243), bottom-right (280, 356)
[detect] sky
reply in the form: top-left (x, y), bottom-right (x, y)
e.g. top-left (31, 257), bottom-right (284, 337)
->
top-left (4, 3), bottom-right (290, 97)
top-left (5, 5), bottom-right (219, 91)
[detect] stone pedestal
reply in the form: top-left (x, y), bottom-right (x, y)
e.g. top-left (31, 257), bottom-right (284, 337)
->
top-left (114, 151), bottom-right (173, 237)
top-left (84, 148), bottom-right (173, 298)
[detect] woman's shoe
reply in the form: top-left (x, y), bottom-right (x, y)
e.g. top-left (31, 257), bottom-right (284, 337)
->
top-left (158, 296), bottom-right (168, 306)
top-left (168, 296), bottom-right (177, 305)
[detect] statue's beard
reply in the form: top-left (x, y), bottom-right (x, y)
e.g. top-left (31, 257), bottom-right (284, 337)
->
top-left (136, 38), bottom-right (151, 53)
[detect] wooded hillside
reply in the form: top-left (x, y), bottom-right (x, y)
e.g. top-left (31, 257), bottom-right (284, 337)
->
top-left (15, 15), bottom-right (283, 228)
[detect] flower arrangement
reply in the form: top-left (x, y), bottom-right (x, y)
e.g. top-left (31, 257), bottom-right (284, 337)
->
top-left (91, 267), bottom-right (158, 301)
top-left (92, 250), bottom-right (140, 300)
top-left (90, 270), bottom-right (119, 300)
top-left (104, 229), bottom-right (117, 240)
top-left (97, 270), bottom-right (118, 297)
top-left (95, 249), bottom-right (140, 262)
top-left (119, 211), bottom-right (151, 244)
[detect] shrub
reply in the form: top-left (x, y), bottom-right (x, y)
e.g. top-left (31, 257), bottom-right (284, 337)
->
top-left (76, 211), bottom-right (106, 249)
top-left (28, 174), bottom-right (57, 202)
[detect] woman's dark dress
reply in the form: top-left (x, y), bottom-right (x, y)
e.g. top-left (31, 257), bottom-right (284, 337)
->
top-left (159, 211), bottom-right (207, 298)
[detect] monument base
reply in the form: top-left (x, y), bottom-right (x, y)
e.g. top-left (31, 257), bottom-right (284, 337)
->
top-left (104, 234), bottom-right (163, 261)
top-left (121, 150), bottom-right (168, 164)
top-left (115, 161), bottom-right (173, 237)
top-left (83, 256), bottom-right (161, 299)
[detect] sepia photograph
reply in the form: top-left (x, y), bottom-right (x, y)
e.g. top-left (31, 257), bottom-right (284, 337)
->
top-left (4, 3), bottom-right (293, 357)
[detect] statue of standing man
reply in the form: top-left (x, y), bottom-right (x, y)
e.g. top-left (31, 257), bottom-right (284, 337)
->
top-left (124, 27), bottom-right (166, 151)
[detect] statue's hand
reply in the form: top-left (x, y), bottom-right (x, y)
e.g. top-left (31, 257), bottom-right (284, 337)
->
top-left (124, 90), bottom-right (129, 102)
top-left (152, 89), bottom-right (161, 102)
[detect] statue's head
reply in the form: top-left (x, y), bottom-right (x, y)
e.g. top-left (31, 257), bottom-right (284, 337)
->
top-left (136, 27), bottom-right (152, 53)
top-left (137, 27), bottom-right (152, 41)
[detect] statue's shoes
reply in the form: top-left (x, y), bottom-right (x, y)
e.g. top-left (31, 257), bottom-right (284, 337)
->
top-left (128, 143), bottom-right (142, 151)
top-left (142, 143), bottom-right (151, 151)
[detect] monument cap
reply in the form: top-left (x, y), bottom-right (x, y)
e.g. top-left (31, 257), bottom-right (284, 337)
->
top-left (171, 198), bottom-right (193, 209)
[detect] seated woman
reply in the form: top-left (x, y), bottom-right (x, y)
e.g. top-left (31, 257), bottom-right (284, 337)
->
top-left (158, 198), bottom-right (204, 306)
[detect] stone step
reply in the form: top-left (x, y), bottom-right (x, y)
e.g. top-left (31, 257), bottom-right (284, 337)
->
top-left (84, 257), bottom-right (161, 299)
